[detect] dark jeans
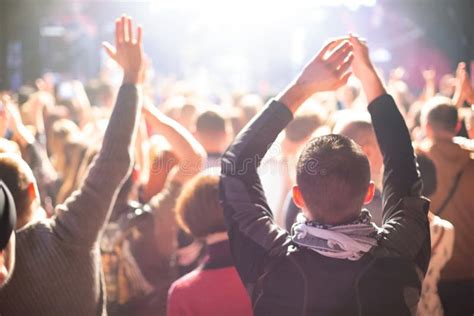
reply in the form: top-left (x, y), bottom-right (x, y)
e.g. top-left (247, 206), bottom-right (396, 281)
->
top-left (438, 279), bottom-right (474, 316)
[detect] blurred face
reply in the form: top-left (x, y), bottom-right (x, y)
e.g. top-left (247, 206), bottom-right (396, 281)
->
top-left (0, 233), bottom-right (15, 289)
top-left (439, 74), bottom-right (455, 97)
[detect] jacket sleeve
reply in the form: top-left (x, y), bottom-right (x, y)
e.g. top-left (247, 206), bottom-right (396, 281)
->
top-left (148, 180), bottom-right (182, 263)
top-left (53, 84), bottom-right (140, 247)
top-left (220, 100), bottom-right (293, 285)
top-left (368, 94), bottom-right (431, 272)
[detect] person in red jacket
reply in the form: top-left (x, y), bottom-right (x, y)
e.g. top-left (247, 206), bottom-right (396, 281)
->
top-left (167, 172), bottom-right (252, 316)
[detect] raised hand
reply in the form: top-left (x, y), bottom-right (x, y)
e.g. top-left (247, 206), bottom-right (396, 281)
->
top-left (278, 38), bottom-right (353, 113)
top-left (421, 67), bottom-right (437, 101)
top-left (296, 38), bottom-right (353, 92)
top-left (2, 96), bottom-right (35, 146)
top-left (349, 35), bottom-right (385, 103)
top-left (453, 61), bottom-right (474, 106)
top-left (422, 68), bottom-right (436, 84)
top-left (348, 35), bottom-right (374, 80)
top-left (102, 15), bottom-right (144, 84)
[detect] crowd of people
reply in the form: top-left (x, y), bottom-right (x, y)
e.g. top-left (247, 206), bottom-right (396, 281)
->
top-left (0, 14), bottom-right (473, 316)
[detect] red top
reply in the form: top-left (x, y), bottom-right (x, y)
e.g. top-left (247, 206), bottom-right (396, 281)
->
top-left (167, 266), bottom-right (253, 316)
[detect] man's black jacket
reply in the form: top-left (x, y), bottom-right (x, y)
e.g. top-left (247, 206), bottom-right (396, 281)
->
top-left (219, 94), bottom-right (431, 316)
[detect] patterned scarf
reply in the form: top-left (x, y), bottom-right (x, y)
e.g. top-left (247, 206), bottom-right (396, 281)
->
top-left (291, 210), bottom-right (380, 261)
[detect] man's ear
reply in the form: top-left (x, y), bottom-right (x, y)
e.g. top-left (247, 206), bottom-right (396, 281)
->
top-left (424, 122), bottom-right (433, 137)
top-left (363, 181), bottom-right (376, 205)
top-left (292, 185), bottom-right (306, 209)
top-left (27, 182), bottom-right (37, 201)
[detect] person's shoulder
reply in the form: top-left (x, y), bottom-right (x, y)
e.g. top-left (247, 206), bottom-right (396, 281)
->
top-left (414, 139), bottom-right (433, 155)
top-left (17, 217), bottom-right (55, 235)
top-left (453, 136), bottom-right (474, 152)
top-left (430, 216), bottom-right (455, 244)
top-left (169, 269), bottom-right (202, 293)
top-left (15, 218), bottom-right (58, 248)
top-left (431, 215), bottom-right (454, 232)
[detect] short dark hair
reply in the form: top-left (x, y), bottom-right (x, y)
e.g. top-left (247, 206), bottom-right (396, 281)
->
top-left (424, 98), bottom-right (458, 133)
top-left (195, 110), bottom-right (226, 135)
top-left (175, 174), bottom-right (226, 239)
top-left (296, 135), bottom-right (370, 222)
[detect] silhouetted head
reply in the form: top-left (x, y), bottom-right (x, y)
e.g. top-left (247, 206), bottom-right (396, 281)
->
top-left (0, 181), bottom-right (16, 288)
top-left (175, 173), bottom-right (225, 239)
top-left (421, 97), bottom-right (458, 140)
top-left (293, 134), bottom-right (374, 225)
top-left (194, 110), bottom-right (231, 155)
top-left (0, 154), bottom-right (39, 229)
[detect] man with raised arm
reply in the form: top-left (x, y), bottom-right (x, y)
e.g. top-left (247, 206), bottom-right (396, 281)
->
top-left (220, 35), bottom-right (430, 315)
top-left (0, 16), bottom-right (144, 315)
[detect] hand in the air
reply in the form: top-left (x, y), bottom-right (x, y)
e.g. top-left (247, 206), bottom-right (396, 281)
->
top-left (295, 38), bottom-right (353, 94)
top-left (102, 15), bottom-right (144, 84)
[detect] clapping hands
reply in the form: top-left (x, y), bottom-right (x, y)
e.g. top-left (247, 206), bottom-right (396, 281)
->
top-left (295, 38), bottom-right (354, 94)
top-left (278, 34), bottom-right (385, 112)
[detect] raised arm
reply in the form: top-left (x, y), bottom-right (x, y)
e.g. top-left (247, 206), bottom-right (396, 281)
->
top-left (453, 61), bottom-right (474, 107)
top-left (54, 16), bottom-right (144, 246)
top-left (220, 38), bottom-right (353, 284)
top-left (142, 103), bottom-right (206, 260)
top-left (143, 103), bottom-right (206, 184)
top-left (350, 36), bottom-right (430, 269)
top-left (350, 35), bottom-right (423, 211)
top-left (4, 97), bottom-right (58, 199)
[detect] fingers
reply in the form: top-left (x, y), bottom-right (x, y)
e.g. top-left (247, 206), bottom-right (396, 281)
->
top-left (126, 17), bottom-right (133, 42)
top-left (349, 34), bottom-right (366, 49)
top-left (316, 36), bottom-right (349, 59)
top-left (121, 15), bottom-right (127, 42)
top-left (102, 42), bottom-right (116, 59)
top-left (335, 54), bottom-right (354, 76)
top-left (116, 15), bottom-right (140, 44)
top-left (326, 41), bottom-right (352, 65)
top-left (336, 71), bottom-right (353, 88)
top-left (115, 18), bottom-right (123, 44)
top-left (136, 25), bottom-right (143, 45)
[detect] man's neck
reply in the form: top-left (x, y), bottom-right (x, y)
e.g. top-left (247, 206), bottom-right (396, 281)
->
top-left (430, 132), bottom-right (455, 143)
top-left (16, 206), bottom-right (46, 230)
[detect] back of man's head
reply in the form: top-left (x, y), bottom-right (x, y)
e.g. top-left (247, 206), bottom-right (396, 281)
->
top-left (296, 135), bottom-right (370, 224)
top-left (334, 119), bottom-right (375, 147)
top-left (286, 113), bottom-right (322, 143)
top-left (195, 110), bottom-right (229, 154)
top-left (195, 110), bottom-right (227, 135)
top-left (0, 181), bottom-right (16, 289)
top-left (0, 154), bottom-right (36, 225)
top-left (422, 97), bottom-right (458, 136)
